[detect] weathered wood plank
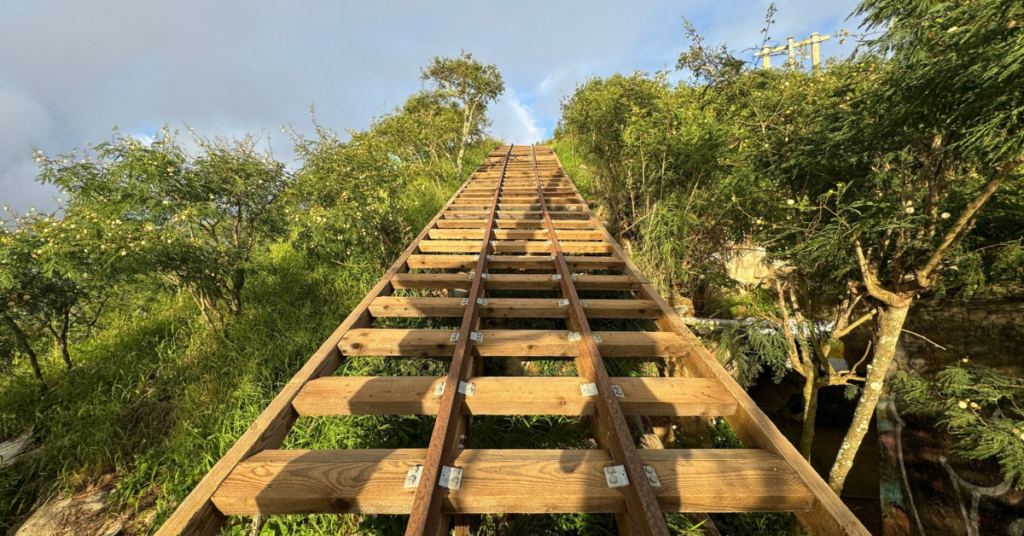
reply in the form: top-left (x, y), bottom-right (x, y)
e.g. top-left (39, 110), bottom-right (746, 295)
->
top-left (417, 240), bottom-right (611, 255)
top-left (390, 273), bottom-right (641, 291)
top-left (211, 449), bottom-right (814, 516)
top-left (292, 376), bottom-right (736, 417)
top-left (428, 229), bottom-right (604, 241)
top-left (338, 328), bottom-right (688, 357)
top-left (435, 219), bottom-right (595, 230)
top-left (368, 297), bottom-right (660, 319)
top-left (406, 255), bottom-right (623, 270)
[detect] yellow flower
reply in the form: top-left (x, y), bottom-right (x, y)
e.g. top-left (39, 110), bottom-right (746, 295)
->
top-left (958, 401), bottom-right (968, 409)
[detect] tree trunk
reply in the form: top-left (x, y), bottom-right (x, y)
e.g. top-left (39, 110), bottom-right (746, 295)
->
top-left (57, 334), bottom-right (72, 370)
top-left (230, 270), bottom-right (245, 315)
top-left (798, 364), bottom-right (821, 461)
top-left (455, 101), bottom-right (479, 180)
top-left (1, 312), bottom-right (44, 382)
top-left (456, 116), bottom-right (471, 179)
top-left (58, 309), bottom-right (72, 370)
top-left (828, 302), bottom-right (910, 495)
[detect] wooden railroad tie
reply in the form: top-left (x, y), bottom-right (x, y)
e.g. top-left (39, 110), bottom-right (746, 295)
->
top-left (158, 145), bottom-right (871, 536)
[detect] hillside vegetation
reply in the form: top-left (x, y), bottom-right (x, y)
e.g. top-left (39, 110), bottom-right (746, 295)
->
top-left (554, 0), bottom-right (1024, 529)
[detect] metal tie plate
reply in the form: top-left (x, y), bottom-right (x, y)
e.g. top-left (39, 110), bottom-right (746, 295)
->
top-left (644, 465), bottom-right (661, 487)
top-left (604, 465), bottom-right (629, 488)
top-left (404, 465), bottom-right (424, 488)
top-left (438, 466), bottom-right (463, 490)
top-left (580, 382), bottom-right (598, 397)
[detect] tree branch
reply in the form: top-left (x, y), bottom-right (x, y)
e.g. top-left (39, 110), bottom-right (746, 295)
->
top-left (833, 308), bottom-right (878, 339)
top-left (916, 159), bottom-right (1021, 286)
top-left (854, 238), bottom-right (903, 306)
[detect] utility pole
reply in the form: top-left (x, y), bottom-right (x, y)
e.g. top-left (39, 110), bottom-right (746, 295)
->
top-left (755, 31), bottom-right (830, 72)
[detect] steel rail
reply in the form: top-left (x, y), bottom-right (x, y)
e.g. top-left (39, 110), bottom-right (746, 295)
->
top-left (527, 145), bottom-right (670, 536)
top-left (405, 144), bottom-right (515, 536)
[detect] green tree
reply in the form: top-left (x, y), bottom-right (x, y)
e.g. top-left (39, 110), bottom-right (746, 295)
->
top-left (421, 51), bottom-right (504, 179)
top-left (0, 210), bottom-right (113, 381)
top-left (767, 0), bottom-right (1024, 493)
top-left (289, 116), bottom-right (418, 270)
top-left (557, 0), bottom-right (1024, 499)
top-left (38, 128), bottom-right (291, 330)
top-left (894, 360), bottom-right (1024, 516)
top-left (557, 72), bottom-right (746, 299)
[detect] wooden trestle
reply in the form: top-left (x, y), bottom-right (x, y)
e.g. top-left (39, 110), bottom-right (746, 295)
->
top-left (159, 146), bottom-right (870, 536)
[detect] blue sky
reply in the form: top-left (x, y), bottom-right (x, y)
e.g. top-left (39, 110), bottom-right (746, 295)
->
top-left (0, 0), bottom-right (863, 213)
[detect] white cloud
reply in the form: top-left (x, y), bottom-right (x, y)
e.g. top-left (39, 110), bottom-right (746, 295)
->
top-left (0, 0), bottom-right (862, 213)
top-left (489, 89), bottom-right (546, 144)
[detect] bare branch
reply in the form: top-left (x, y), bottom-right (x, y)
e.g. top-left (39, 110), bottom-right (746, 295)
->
top-left (901, 328), bottom-right (947, 350)
top-left (833, 308), bottom-right (877, 339)
top-left (775, 280), bottom-right (805, 372)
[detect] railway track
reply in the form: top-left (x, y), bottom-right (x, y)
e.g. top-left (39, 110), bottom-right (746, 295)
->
top-left (159, 145), bottom-right (869, 536)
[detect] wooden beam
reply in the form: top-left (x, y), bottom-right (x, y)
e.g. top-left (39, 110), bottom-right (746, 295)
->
top-left (428, 229), bottom-right (605, 241)
top-left (406, 255), bottom-right (624, 270)
top-left (368, 297), bottom-right (660, 319)
top-left (417, 240), bottom-right (611, 255)
top-left (338, 329), bottom-right (687, 357)
top-left (291, 376), bottom-right (737, 417)
top-left (211, 449), bottom-right (815, 516)
top-left (390, 273), bottom-right (641, 291)
top-left (435, 219), bottom-right (594, 229)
